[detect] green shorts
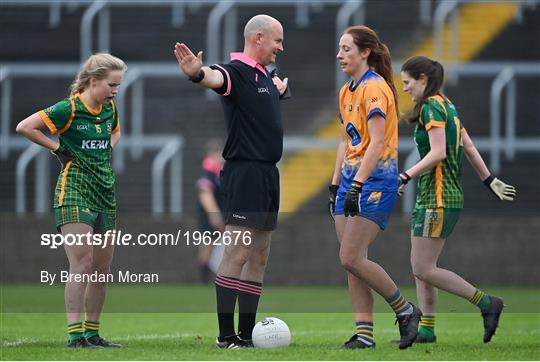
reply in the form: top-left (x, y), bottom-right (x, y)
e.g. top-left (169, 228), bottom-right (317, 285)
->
top-left (411, 208), bottom-right (460, 238)
top-left (54, 206), bottom-right (116, 233)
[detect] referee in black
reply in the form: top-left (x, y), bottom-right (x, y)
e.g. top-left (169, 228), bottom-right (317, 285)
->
top-left (174, 14), bottom-right (289, 349)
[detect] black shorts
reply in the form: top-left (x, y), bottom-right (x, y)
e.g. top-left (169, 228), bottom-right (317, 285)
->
top-left (220, 160), bottom-right (280, 231)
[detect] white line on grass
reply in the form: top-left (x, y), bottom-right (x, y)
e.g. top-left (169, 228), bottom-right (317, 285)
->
top-left (3, 328), bottom-right (539, 347)
top-left (2, 338), bottom-right (39, 347)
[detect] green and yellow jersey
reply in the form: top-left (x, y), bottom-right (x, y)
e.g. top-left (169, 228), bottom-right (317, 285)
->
top-left (39, 93), bottom-right (119, 213)
top-left (414, 95), bottom-right (464, 209)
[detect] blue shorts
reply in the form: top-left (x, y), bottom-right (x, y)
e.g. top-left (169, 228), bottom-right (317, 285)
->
top-left (334, 164), bottom-right (397, 230)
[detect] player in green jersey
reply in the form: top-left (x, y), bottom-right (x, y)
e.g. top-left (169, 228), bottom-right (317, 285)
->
top-left (398, 56), bottom-right (516, 344)
top-left (16, 53), bottom-right (126, 348)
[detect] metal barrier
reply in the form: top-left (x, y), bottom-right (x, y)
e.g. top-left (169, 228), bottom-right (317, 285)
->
top-left (0, 62), bottom-right (184, 163)
top-left (419, 0), bottom-right (433, 25)
top-left (280, 136), bottom-right (540, 213)
top-left (80, 0), bottom-right (109, 60)
top-left (15, 142), bottom-right (49, 214)
top-left (433, 0), bottom-right (459, 64)
top-left (7, 131), bottom-right (540, 215)
top-left (204, 0), bottom-right (365, 97)
top-left (10, 135), bottom-right (184, 215)
top-left (432, 0), bottom-right (540, 66)
top-left (0, 63), bottom-right (80, 159)
top-left (2, 0), bottom-right (366, 95)
top-left (2, 1), bottom-right (539, 215)
top-left (3, 61), bottom-right (537, 164)
top-left (402, 137), bottom-right (540, 212)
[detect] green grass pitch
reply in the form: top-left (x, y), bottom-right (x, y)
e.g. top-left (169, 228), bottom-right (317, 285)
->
top-left (1, 284), bottom-right (539, 360)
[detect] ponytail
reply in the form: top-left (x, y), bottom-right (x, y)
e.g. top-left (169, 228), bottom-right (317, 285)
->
top-left (370, 42), bottom-right (399, 116)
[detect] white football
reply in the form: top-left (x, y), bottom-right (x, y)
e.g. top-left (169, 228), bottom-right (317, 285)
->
top-left (252, 317), bottom-right (291, 348)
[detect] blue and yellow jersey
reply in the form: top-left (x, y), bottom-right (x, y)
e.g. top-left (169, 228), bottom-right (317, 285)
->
top-left (338, 69), bottom-right (399, 191)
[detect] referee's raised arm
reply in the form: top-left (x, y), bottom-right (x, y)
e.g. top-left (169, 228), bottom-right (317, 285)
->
top-left (174, 42), bottom-right (224, 89)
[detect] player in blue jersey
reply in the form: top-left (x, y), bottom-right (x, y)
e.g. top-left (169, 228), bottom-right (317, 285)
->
top-left (329, 25), bottom-right (421, 350)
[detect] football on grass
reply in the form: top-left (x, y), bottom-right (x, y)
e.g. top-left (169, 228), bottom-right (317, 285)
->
top-left (252, 317), bottom-right (291, 348)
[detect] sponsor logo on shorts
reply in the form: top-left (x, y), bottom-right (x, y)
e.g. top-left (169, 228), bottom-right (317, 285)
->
top-left (367, 192), bottom-right (381, 204)
top-left (232, 214), bottom-right (246, 220)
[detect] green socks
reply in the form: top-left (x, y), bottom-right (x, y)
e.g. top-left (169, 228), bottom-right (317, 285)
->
top-left (67, 321), bottom-right (84, 342)
top-left (469, 289), bottom-right (491, 310)
top-left (84, 320), bottom-right (100, 339)
top-left (418, 314), bottom-right (435, 337)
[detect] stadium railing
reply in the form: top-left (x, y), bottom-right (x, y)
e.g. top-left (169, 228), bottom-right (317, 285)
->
top-left (1, 61), bottom-right (539, 215)
top-left (2, 0), bottom-right (389, 94)
top-left (3, 0), bottom-right (538, 89)
top-left (9, 135), bottom-right (183, 215)
top-left (280, 134), bottom-right (540, 214)
top-left (432, 0), bottom-right (540, 68)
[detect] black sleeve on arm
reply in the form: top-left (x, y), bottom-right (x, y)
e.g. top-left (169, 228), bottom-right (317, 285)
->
top-left (209, 64), bottom-right (233, 96)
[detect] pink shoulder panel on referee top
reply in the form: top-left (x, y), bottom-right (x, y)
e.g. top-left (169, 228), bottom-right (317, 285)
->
top-left (230, 52), bottom-right (268, 76)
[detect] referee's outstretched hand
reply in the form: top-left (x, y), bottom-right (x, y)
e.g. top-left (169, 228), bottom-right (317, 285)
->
top-left (174, 42), bottom-right (203, 79)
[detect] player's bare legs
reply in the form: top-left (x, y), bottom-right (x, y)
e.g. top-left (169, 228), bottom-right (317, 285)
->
top-left (239, 229), bottom-right (272, 283)
top-left (339, 217), bottom-right (398, 297)
top-left (218, 225), bottom-right (260, 278)
top-left (411, 236), bottom-right (476, 298)
top-left (415, 278), bottom-right (437, 314)
top-left (413, 231), bottom-right (439, 342)
top-left (335, 214), bottom-right (375, 348)
top-left (85, 232), bottom-right (115, 321)
top-left (411, 235), bottom-right (504, 343)
top-left (335, 215), bottom-right (373, 321)
top-left (80, 231), bottom-right (120, 347)
top-left (62, 223), bottom-right (94, 325)
top-left (340, 216), bottom-right (421, 349)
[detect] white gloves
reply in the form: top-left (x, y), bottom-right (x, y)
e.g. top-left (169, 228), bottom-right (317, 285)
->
top-left (483, 175), bottom-right (516, 201)
top-left (397, 172), bottom-right (411, 197)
